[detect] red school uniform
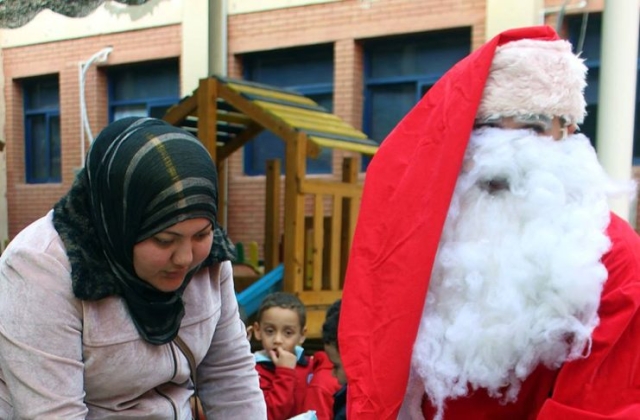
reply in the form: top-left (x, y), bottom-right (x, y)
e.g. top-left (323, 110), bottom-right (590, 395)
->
top-left (256, 347), bottom-right (341, 420)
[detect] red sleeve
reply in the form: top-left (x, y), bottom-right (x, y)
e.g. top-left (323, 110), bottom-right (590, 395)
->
top-left (538, 214), bottom-right (640, 419)
top-left (302, 352), bottom-right (342, 420)
top-left (256, 363), bottom-right (298, 420)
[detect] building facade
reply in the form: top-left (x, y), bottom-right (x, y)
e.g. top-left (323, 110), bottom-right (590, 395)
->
top-left (0, 0), bottom-right (636, 258)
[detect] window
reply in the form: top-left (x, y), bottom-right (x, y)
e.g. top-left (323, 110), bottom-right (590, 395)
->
top-left (567, 13), bottom-right (640, 161)
top-left (363, 28), bottom-right (471, 145)
top-left (23, 75), bottom-right (61, 184)
top-left (243, 45), bottom-right (334, 175)
top-left (107, 59), bottom-right (180, 122)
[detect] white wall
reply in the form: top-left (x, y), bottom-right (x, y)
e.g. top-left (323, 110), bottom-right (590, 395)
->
top-left (0, 0), bottom-right (184, 48)
top-left (228, 0), bottom-right (339, 15)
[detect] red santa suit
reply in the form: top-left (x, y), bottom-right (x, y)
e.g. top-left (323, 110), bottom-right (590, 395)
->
top-left (339, 25), bottom-right (640, 420)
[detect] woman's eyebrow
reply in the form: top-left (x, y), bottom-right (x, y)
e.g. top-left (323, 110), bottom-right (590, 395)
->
top-left (197, 223), bottom-right (214, 233)
top-left (162, 223), bottom-right (213, 236)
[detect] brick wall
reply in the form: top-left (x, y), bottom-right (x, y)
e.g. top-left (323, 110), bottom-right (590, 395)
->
top-left (224, 0), bottom-right (489, 253)
top-left (5, 0), bottom-right (630, 253)
top-left (224, 0), bottom-right (638, 256)
top-left (2, 25), bottom-right (181, 237)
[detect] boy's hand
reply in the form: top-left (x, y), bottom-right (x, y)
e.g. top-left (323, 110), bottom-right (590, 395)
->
top-left (269, 347), bottom-right (297, 369)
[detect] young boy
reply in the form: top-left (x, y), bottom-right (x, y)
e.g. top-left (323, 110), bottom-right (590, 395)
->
top-left (252, 292), bottom-right (340, 420)
top-left (321, 299), bottom-right (346, 420)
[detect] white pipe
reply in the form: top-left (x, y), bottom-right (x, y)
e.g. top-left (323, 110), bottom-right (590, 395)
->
top-left (209, 0), bottom-right (229, 226)
top-left (222, 0), bottom-right (229, 229)
top-left (79, 46), bottom-right (113, 167)
top-left (543, 0), bottom-right (587, 14)
top-left (539, 0), bottom-right (588, 28)
top-left (596, 0), bottom-right (640, 222)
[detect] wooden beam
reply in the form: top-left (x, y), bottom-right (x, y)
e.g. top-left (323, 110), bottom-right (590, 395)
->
top-left (216, 82), bottom-right (320, 157)
top-left (253, 100), bottom-right (356, 129)
top-left (309, 135), bottom-right (378, 156)
top-left (266, 111), bottom-right (368, 140)
top-left (217, 122), bottom-right (264, 161)
top-left (163, 94), bottom-right (198, 125)
top-left (217, 110), bottom-right (253, 125)
top-left (226, 81), bottom-right (317, 107)
top-left (301, 179), bottom-right (362, 197)
top-left (297, 291), bottom-right (343, 306)
top-left (306, 308), bottom-right (330, 339)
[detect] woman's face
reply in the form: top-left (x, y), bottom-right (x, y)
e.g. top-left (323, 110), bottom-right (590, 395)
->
top-left (132, 218), bottom-right (213, 292)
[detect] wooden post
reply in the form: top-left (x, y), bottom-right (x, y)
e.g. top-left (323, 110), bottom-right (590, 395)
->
top-left (341, 157), bottom-right (359, 284)
top-left (217, 158), bottom-right (228, 230)
top-left (283, 133), bottom-right (307, 294)
top-left (264, 159), bottom-right (281, 273)
top-left (330, 192), bottom-right (343, 292)
top-left (197, 78), bottom-right (218, 162)
top-left (312, 195), bottom-right (325, 291)
top-left (193, 78), bottom-right (225, 229)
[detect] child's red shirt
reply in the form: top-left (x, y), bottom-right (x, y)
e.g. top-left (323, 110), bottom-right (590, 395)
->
top-left (255, 347), bottom-right (341, 420)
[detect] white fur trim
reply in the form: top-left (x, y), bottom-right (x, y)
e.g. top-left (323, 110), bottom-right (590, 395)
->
top-left (477, 39), bottom-right (587, 124)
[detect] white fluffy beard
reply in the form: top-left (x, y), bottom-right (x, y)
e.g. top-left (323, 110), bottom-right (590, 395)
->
top-left (399, 128), bottom-right (633, 420)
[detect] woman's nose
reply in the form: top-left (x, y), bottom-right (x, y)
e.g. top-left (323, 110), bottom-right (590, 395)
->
top-left (172, 242), bottom-right (193, 267)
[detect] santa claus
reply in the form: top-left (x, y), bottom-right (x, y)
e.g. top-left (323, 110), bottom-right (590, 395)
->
top-left (339, 26), bottom-right (640, 419)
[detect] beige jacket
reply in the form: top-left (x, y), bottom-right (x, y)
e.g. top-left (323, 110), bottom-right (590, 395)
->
top-left (0, 211), bottom-right (267, 419)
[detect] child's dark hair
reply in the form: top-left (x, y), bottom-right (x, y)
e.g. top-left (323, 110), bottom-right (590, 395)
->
top-left (256, 291), bottom-right (307, 328)
top-left (322, 299), bottom-right (341, 349)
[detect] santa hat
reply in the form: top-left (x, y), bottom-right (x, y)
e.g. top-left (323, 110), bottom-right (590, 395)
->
top-left (339, 26), bottom-right (586, 420)
top-left (478, 38), bottom-right (587, 125)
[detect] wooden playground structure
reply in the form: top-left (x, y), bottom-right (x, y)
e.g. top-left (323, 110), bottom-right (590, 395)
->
top-left (164, 76), bottom-right (378, 337)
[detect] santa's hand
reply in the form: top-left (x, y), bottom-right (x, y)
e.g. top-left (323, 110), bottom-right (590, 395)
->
top-left (269, 347), bottom-right (297, 369)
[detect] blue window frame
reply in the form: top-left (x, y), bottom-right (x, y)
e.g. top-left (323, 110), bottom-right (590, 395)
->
top-left (107, 59), bottom-right (180, 122)
top-left (567, 13), bottom-right (640, 161)
top-left (23, 75), bottom-right (61, 184)
top-left (243, 45), bottom-right (334, 176)
top-left (363, 28), bottom-right (471, 145)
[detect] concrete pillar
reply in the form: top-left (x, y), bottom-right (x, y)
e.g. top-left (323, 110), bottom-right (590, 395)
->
top-left (596, 0), bottom-right (640, 222)
top-left (181, 0), bottom-right (209, 96)
top-left (209, 0), bottom-right (227, 77)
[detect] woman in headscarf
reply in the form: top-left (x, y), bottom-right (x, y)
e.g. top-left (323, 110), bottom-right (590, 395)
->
top-left (0, 117), bottom-right (267, 419)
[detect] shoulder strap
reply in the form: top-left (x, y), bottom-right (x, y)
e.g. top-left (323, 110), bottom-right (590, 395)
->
top-left (174, 335), bottom-right (200, 419)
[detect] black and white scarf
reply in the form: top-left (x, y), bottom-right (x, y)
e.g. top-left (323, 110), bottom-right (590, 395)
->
top-left (53, 117), bottom-right (235, 345)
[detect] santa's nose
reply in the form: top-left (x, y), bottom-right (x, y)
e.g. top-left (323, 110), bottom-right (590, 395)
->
top-left (478, 177), bottom-right (510, 194)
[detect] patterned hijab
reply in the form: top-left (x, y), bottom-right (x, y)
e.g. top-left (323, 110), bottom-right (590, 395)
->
top-left (53, 117), bottom-right (235, 345)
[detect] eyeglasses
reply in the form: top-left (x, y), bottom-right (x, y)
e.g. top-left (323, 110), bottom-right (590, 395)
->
top-left (474, 114), bottom-right (573, 140)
